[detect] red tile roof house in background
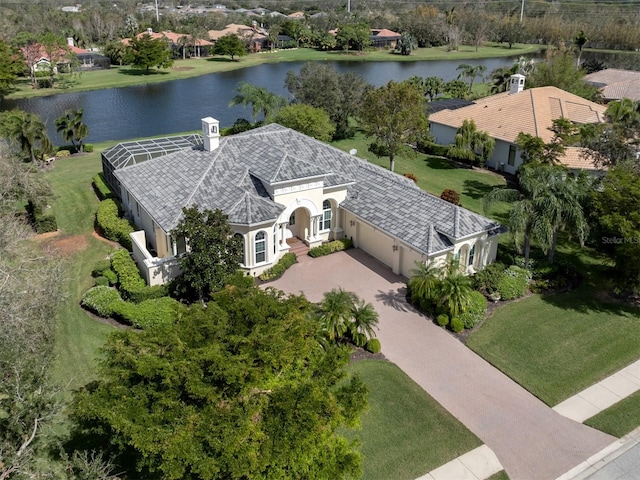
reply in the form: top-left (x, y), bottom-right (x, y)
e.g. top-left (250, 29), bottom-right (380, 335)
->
top-left (208, 24), bottom-right (268, 53)
top-left (122, 29), bottom-right (214, 58)
top-left (370, 29), bottom-right (401, 48)
top-left (429, 74), bottom-right (608, 175)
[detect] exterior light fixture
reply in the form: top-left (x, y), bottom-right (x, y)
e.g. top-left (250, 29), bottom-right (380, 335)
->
top-left (392, 244), bottom-right (398, 252)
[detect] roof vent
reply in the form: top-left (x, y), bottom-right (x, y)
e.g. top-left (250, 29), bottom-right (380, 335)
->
top-left (201, 117), bottom-right (220, 152)
top-left (509, 74), bottom-right (525, 94)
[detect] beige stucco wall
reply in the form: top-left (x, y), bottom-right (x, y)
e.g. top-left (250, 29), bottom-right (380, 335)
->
top-left (131, 230), bottom-right (181, 286)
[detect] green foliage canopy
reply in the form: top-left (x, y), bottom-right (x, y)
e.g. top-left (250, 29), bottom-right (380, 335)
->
top-left (274, 104), bottom-right (336, 142)
top-left (213, 33), bottom-right (247, 60)
top-left (124, 34), bottom-right (173, 73)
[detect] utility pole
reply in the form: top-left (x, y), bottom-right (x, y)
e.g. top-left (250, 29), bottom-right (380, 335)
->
top-left (520, 0), bottom-right (525, 22)
top-left (347, 0), bottom-right (351, 14)
top-left (155, 0), bottom-right (159, 22)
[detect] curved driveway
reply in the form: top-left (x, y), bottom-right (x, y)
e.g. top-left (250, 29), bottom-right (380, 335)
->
top-left (268, 249), bottom-right (614, 480)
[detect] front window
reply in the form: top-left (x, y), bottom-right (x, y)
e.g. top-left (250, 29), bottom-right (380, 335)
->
top-left (508, 145), bottom-right (516, 166)
top-left (255, 231), bottom-right (266, 264)
top-left (468, 245), bottom-right (475, 267)
top-left (320, 200), bottom-right (332, 231)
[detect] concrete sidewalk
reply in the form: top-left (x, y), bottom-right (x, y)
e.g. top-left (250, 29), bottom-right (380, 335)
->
top-left (553, 360), bottom-right (640, 423)
top-left (416, 444), bottom-right (503, 480)
top-left (268, 250), bottom-right (614, 480)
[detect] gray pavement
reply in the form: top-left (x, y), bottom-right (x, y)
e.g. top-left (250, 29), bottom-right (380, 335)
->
top-left (586, 443), bottom-right (640, 480)
top-left (268, 249), bottom-right (615, 480)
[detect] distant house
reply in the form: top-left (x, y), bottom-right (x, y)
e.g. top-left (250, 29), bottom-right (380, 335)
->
top-left (123, 29), bottom-right (213, 58)
top-left (370, 29), bottom-right (401, 48)
top-left (67, 38), bottom-right (110, 69)
top-left (584, 68), bottom-right (640, 102)
top-left (288, 11), bottom-right (305, 19)
top-left (102, 120), bottom-right (504, 285)
top-left (208, 23), bottom-right (267, 52)
top-left (429, 74), bottom-right (608, 174)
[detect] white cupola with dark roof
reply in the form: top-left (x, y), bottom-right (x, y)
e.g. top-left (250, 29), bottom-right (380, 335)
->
top-left (201, 117), bottom-right (220, 152)
top-left (509, 74), bottom-right (525, 94)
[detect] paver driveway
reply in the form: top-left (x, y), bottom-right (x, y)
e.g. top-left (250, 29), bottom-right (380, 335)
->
top-left (268, 249), bottom-right (615, 480)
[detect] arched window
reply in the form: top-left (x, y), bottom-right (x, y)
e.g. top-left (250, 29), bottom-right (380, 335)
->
top-left (468, 244), bottom-right (475, 267)
top-left (255, 231), bottom-right (266, 264)
top-left (234, 233), bottom-right (245, 264)
top-left (273, 225), bottom-right (277, 254)
top-left (320, 200), bottom-right (332, 231)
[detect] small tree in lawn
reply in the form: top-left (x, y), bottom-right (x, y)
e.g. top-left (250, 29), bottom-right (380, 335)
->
top-left (213, 33), bottom-right (247, 60)
top-left (55, 108), bottom-right (89, 152)
top-left (360, 81), bottom-right (428, 172)
top-left (171, 206), bottom-right (243, 303)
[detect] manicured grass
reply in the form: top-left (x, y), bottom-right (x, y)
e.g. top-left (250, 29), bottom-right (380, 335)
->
top-left (487, 471), bottom-right (510, 480)
top-left (8, 43), bottom-right (542, 99)
top-left (332, 132), bottom-right (509, 219)
top-left (467, 285), bottom-right (640, 406)
top-left (585, 390), bottom-right (640, 438)
top-left (346, 360), bottom-right (481, 480)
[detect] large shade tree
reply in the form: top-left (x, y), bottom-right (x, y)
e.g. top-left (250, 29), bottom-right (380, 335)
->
top-left (72, 284), bottom-right (368, 480)
top-left (360, 80), bottom-right (429, 172)
top-left (274, 104), bottom-right (336, 142)
top-left (213, 33), bottom-right (246, 60)
top-left (124, 33), bottom-right (173, 73)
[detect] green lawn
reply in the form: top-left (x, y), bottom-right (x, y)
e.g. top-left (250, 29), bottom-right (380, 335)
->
top-left (332, 132), bottom-right (509, 218)
top-left (585, 390), bottom-right (640, 438)
top-left (8, 43), bottom-right (542, 99)
top-left (467, 285), bottom-right (640, 406)
top-left (346, 360), bottom-right (481, 480)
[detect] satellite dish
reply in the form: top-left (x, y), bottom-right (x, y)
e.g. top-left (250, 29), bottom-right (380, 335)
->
top-left (349, 149), bottom-right (357, 155)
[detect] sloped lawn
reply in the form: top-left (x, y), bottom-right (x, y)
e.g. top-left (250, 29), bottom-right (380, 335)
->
top-left (346, 360), bottom-right (481, 480)
top-left (467, 286), bottom-right (640, 406)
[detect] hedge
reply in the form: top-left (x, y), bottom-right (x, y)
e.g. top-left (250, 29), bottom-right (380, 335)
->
top-left (96, 199), bottom-right (134, 250)
top-left (91, 259), bottom-right (112, 277)
top-left (110, 249), bottom-right (168, 302)
top-left (92, 173), bottom-right (114, 200)
top-left (111, 297), bottom-right (182, 329)
top-left (308, 238), bottom-right (353, 258)
top-left (81, 286), bottom-right (122, 317)
top-left (55, 149), bottom-right (71, 158)
top-left (259, 252), bottom-right (297, 281)
top-left (497, 265), bottom-right (531, 300)
top-left (459, 290), bottom-right (487, 329)
top-left (35, 214), bottom-right (58, 233)
top-left (416, 141), bottom-right (449, 157)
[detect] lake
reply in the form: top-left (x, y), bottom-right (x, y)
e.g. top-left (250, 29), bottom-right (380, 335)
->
top-left (3, 56), bottom-right (533, 144)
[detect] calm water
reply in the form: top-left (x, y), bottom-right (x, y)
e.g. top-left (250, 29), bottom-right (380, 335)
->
top-left (2, 57), bottom-right (532, 144)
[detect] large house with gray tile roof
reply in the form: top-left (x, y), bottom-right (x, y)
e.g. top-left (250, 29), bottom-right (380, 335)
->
top-left (102, 118), bottom-right (504, 285)
top-left (429, 75), bottom-right (607, 174)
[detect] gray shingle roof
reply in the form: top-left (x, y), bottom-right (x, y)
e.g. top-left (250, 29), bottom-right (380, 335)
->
top-left (112, 124), bottom-right (501, 254)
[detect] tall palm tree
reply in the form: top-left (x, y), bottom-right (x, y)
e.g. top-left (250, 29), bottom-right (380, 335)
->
top-left (349, 299), bottom-right (379, 347)
top-left (55, 108), bottom-right (88, 152)
top-left (456, 64), bottom-right (487, 91)
top-left (178, 35), bottom-right (189, 60)
top-left (574, 30), bottom-right (588, 67)
top-left (229, 82), bottom-right (287, 122)
top-left (1, 109), bottom-right (52, 163)
top-left (408, 261), bottom-right (442, 306)
top-left (490, 65), bottom-right (517, 93)
top-left (317, 288), bottom-right (358, 342)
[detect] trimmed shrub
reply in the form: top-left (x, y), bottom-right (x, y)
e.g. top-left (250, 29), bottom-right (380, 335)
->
top-left (472, 262), bottom-right (506, 296)
top-left (92, 173), bottom-right (114, 200)
top-left (81, 286), bottom-right (122, 317)
top-left (497, 265), bottom-right (531, 300)
top-left (259, 252), bottom-right (297, 281)
top-left (83, 144), bottom-right (94, 153)
top-left (111, 297), bottom-right (182, 329)
top-left (96, 199), bottom-right (134, 250)
top-left (103, 269), bottom-right (118, 285)
top-left (91, 259), bottom-right (112, 277)
top-left (35, 214), bottom-right (57, 233)
top-left (365, 338), bottom-right (381, 354)
top-left (459, 290), bottom-right (487, 329)
top-left (403, 172), bottom-right (418, 183)
top-left (94, 276), bottom-right (109, 287)
top-left (450, 316), bottom-right (464, 333)
top-left (440, 189), bottom-right (460, 206)
top-left (436, 313), bottom-right (450, 327)
top-left (417, 141), bottom-right (449, 157)
top-left (111, 249), bottom-right (168, 302)
top-left (308, 238), bottom-right (353, 258)
top-left (55, 149), bottom-right (71, 158)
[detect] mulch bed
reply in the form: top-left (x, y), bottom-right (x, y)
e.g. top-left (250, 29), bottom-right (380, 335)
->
top-left (350, 347), bottom-right (386, 362)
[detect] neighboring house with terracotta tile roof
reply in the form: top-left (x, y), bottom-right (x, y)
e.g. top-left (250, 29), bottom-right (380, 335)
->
top-left (208, 23), bottom-right (267, 52)
top-left (429, 74), bottom-right (607, 174)
top-left (370, 28), bottom-right (401, 48)
top-left (102, 120), bottom-right (504, 285)
top-left (288, 11), bottom-right (305, 19)
top-left (584, 68), bottom-right (640, 102)
top-left (122, 29), bottom-right (213, 57)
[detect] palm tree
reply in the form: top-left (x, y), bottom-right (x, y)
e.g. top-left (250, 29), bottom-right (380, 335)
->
top-left (229, 82), bottom-right (287, 122)
top-left (55, 108), bottom-right (88, 152)
top-left (408, 261), bottom-right (442, 306)
top-left (490, 65), bottom-right (517, 93)
top-left (437, 259), bottom-right (473, 316)
top-left (349, 299), bottom-right (379, 347)
top-left (317, 288), bottom-right (358, 342)
top-left (1, 109), bottom-right (52, 163)
top-left (456, 64), bottom-right (487, 91)
top-left (574, 30), bottom-right (588, 67)
top-left (178, 35), bottom-right (189, 60)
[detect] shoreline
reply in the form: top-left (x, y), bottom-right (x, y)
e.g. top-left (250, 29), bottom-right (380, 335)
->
top-left (6, 44), bottom-right (544, 100)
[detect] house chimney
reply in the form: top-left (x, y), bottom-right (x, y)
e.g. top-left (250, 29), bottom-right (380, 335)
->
top-left (201, 117), bottom-right (220, 152)
top-left (509, 74), bottom-right (525, 94)
top-left (67, 37), bottom-right (74, 47)
top-left (146, 27), bottom-right (153, 35)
